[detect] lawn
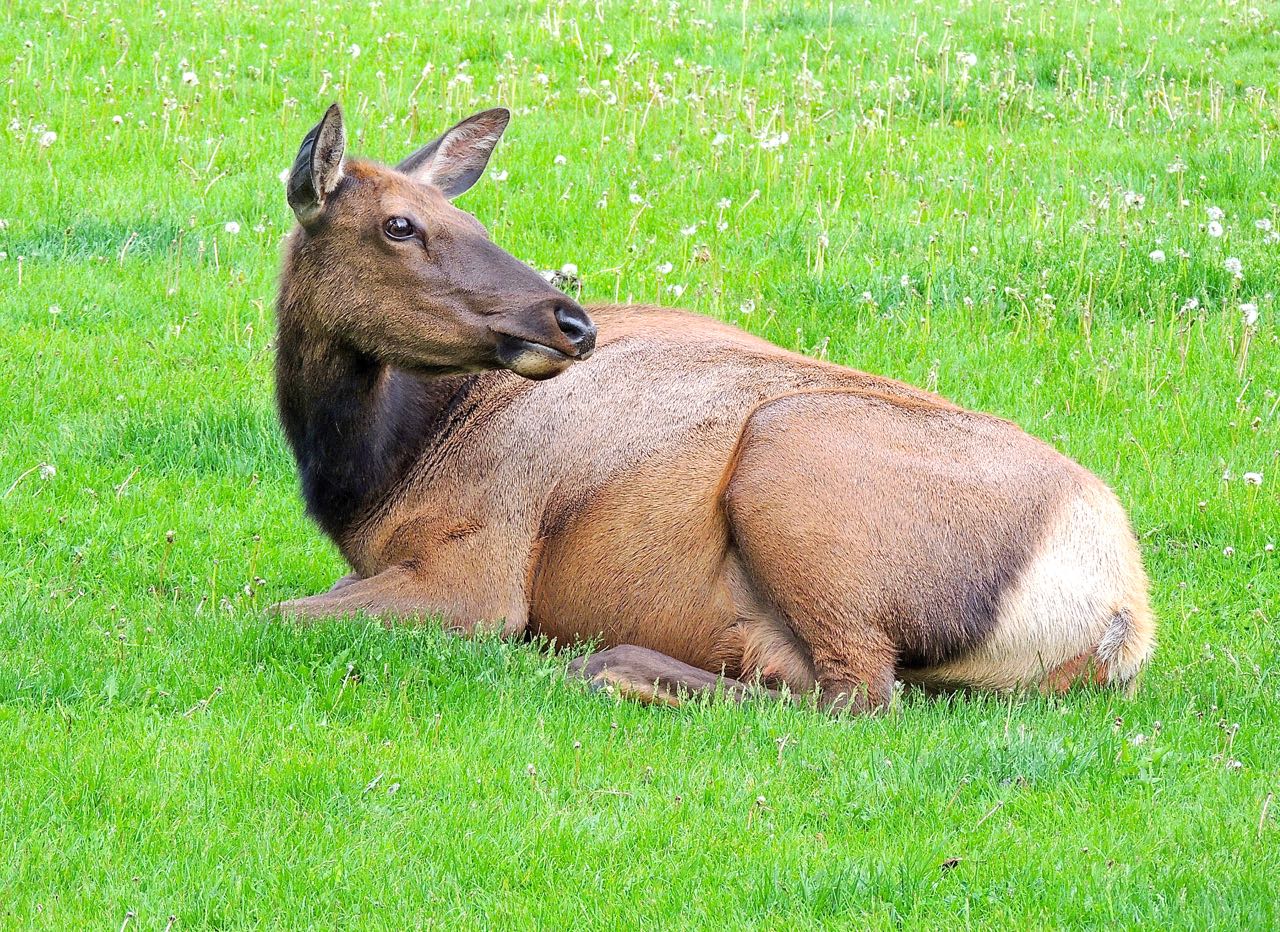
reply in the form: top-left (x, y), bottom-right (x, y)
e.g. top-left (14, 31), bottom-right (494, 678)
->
top-left (2, 0), bottom-right (1277, 926)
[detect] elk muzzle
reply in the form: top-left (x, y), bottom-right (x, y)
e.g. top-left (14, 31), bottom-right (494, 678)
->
top-left (493, 296), bottom-right (596, 380)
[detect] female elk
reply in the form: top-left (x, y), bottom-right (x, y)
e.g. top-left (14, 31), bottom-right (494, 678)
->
top-left (273, 104), bottom-right (1155, 712)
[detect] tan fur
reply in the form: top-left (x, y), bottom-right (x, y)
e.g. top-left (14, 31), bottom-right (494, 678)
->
top-left (272, 107), bottom-right (1156, 714)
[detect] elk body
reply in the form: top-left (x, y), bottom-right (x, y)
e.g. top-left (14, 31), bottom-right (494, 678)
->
top-left (273, 104), bottom-right (1155, 712)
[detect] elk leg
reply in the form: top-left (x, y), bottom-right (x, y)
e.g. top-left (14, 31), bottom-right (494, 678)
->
top-left (328, 572), bottom-right (362, 592)
top-left (270, 563), bottom-right (525, 635)
top-left (568, 645), bottom-right (774, 707)
top-left (271, 565), bottom-right (431, 621)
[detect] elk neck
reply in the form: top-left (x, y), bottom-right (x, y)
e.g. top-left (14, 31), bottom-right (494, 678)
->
top-left (274, 312), bottom-right (479, 545)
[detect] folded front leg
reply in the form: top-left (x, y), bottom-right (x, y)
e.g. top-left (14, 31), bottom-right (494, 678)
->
top-left (271, 563), bottom-right (527, 636)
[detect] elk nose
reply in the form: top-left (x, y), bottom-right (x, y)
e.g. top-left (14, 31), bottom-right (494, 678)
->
top-left (554, 301), bottom-right (597, 358)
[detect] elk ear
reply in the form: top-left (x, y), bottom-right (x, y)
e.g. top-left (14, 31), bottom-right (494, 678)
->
top-left (398, 107), bottom-right (510, 198)
top-left (288, 103), bottom-right (346, 225)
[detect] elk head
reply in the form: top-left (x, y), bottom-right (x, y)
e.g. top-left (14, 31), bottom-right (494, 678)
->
top-left (282, 103), bottom-right (595, 380)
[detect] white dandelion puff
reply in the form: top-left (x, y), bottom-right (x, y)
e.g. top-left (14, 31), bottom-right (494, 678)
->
top-left (1207, 220), bottom-right (1224, 238)
top-left (1148, 249), bottom-right (1165, 263)
top-left (1224, 256), bottom-right (1243, 278)
top-left (182, 71), bottom-right (199, 86)
top-left (1243, 472), bottom-right (1263, 487)
top-left (38, 130), bottom-right (57, 148)
top-left (224, 221), bottom-right (240, 235)
top-left (1240, 303), bottom-right (1259, 326)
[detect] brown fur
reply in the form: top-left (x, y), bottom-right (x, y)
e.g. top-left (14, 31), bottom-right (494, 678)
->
top-left (272, 105), bottom-right (1156, 713)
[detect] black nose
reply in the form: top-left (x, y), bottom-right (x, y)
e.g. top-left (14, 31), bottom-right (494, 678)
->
top-left (554, 302), bottom-right (597, 358)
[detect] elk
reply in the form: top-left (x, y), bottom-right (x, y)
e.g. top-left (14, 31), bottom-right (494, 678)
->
top-left (273, 103), bottom-right (1155, 712)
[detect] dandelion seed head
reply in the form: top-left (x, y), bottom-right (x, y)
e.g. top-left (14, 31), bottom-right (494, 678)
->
top-left (1207, 220), bottom-right (1224, 238)
top-left (1148, 249), bottom-right (1165, 263)
top-left (224, 221), bottom-right (240, 235)
top-left (38, 130), bottom-right (57, 148)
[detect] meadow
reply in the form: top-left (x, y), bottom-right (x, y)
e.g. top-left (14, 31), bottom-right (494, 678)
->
top-left (2, 0), bottom-right (1277, 926)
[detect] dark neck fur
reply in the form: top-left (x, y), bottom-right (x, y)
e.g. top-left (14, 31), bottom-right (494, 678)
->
top-left (274, 320), bottom-right (474, 544)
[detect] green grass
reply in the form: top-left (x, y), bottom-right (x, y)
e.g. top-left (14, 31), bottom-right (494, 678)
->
top-left (2, 0), bottom-right (1277, 926)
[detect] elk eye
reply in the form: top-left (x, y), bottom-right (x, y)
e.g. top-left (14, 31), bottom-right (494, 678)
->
top-left (384, 216), bottom-right (416, 240)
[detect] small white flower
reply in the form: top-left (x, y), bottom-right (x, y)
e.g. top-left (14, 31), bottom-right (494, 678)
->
top-left (1148, 249), bottom-right (1165, 264)
top-left (1122, 191), bottom-right (1145, 210)
top-left (112, 115), bottom-right (123, 125)
top-left (224, 221), bottom-right (240, 235)
top-left (1225, 256), bottom-right (1243, 278)
top-left (39, 463), bottom-right (57, 480)
top-left (711, 132), bottom-right (730, 147)
top-left (656, 262), bottom-right (673, 275)
top-left (349, 44), bottom-right (361, 58)
top-left (1243, 472), bottom-right (1263, 487)
top-left (680, 224), bottom-right (697, 236)
top-left (490, 169), bottom-right (509, 182)
top-left (628, 192), bottom-right (644, 205)
top-left (560, 262), bottom-right (578, 277)
top-left (1181, 297), bottom-right (1200, 313)
top-left (1240, 303), bottom-right (1259, 326)
top-left (1223, 547), bottom-right (1235, 558)
top-left (182, 71), bottom-right (199, 86)
top-left (667, 283), bottom-right (685, 297)
top-left (600, 42), bottom-right (614, 58)
top-left (553, 154), bottom-right (567, 166)
top-left (957, 51), bottom-right (978, 68)
top-left (759, 131), bottom-right (789, 151)
top-left (1208, 220), bottom-right (1224, 238)
top-left (38, 130), bottom-right (57, 148)
top-left (1207, 206), bottom-right (1225, 221)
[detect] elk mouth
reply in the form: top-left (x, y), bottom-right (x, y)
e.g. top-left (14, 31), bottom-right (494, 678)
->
top-left (493, 333), bottom-right (586, 380)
